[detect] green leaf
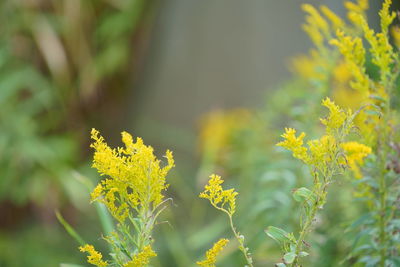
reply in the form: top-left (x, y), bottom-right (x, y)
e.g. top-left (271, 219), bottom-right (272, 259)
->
top-left (55, 210), bottom-right (86, 246)
top-left (265, 226), bottom-right (291, 244)
top-left (60, 264), bottom-right (85, 267)
top-left (275, 263), bottom-right (286, 267)
top-left (369, 94), bottom-right (386, 102)
top-left (292, 187), bottom-right (315, 203)
top-left (283, 252), bottom-right (296, 264)
top-left (364, 109), bottom-right (381, 116)
top-left (299, 251), bottom-right (309, 257)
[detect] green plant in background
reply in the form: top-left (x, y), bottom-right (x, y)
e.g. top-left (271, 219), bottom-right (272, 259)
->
top-left (78, 129), bottom-right (174, 266)
top-left (0, 0), bottom-right (154, 207)
top-left (199, 174), bottom-right (253, 266)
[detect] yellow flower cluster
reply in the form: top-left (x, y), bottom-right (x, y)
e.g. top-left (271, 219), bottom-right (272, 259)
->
top-left (320, 5), bottom-right (345, 30)
top-left (392, 26), bottom-right (400, 48)
top-left (301, 4), bottom-right (330, 47)
top-left (276, 128), bottom-right (308, 163)
top-left (278, 98), bottom-right (353, 169)
top-left (330, 30), bottom-right (369, 92)
top-left (320, 97), bottom-right (352, 134)
top-left (199, 109), bottom-right (252, 154)
top-left (342, 141), bottom-right (372, 178)
top-left (79, 244), bottom-right (108, 267)
top-left (196, 239), bottom-right (229, 267)
top-left (345, 0), bottom-right (368, 25)
top-left (199, 174), bottom-right (238, 215)
top-left (308, 135), bottom-right (336, 166)
top-left (124, 245), bottom-right (157, 267)
top-left (329, 0), bottom-right (397, 147)
top-left (354, 1), bottom-right (395, 80)
top-left (90, 129), bottom-right (175, 221)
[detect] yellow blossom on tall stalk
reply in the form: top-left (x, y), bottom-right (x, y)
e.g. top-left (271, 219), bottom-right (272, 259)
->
top-left (200, 174), bottom-right (253, 266)
top-left (344, 0), bottom-right (368, 25)
top-left (197, 239), bottom-right (229, 267)
top-left (341, 141), bottom-right (372, 178)
top-left (392, 26), bottom-right (400, 48)
top-left (79, 244), bottom-right (108, 267)
top-left (301, 1), bottom-right (400, 266)
top-left (200, 174), bottom-right (238, 215)
top-left (301, 4), bottom-right (330, 47)
top-left (270, 98), bottom-right (367, 266)
top-left (199, 109), bottom-right (252, 155)
top-left (277, 97), bottom-right (353, 169)
top-left (123, 245), bottom-right (157, 267)
top-left (79, 129), bottom-right (175, 266)
top-left (320, 97), bottom-right (352, 134)
top-left (90, 128), bottom-right (174, 215)
top-left (276, 128), bottom-right (309, 164)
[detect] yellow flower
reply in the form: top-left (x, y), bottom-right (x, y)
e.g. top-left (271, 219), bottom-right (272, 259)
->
top-left (320, 97), bottom-right (351, 134)
top-left (200, 174), bottom-right (238, 215)
top-left (197, 239), bottom-right (229, 267)
top-left (379, 0), bottom-right (396, 34)
top-left (79, 244), bottom-right (108, 267)
top-left (124, 245), bottom-right (157, 267)
top-left (308, 135), bottom-right (337, 166)
top-left (330, 30), bottom-right (370, 92)
top-left (344, 0), bottom-right (368, 14)
top-left (276, 128), bottom-right (309, 163)
top-left (392, 26), bottom-right (400, 48)
top-left (320, 5), bottom-right (345, 30)
top-left (344, 0), bottom-right (368, 25)
top-left (199, 109), bottom-right (252, 154)
top-left (301, 4), bottom-right (330, 47)
top-left (342, 141), bottom-right (372, 178)
top-left (290, 50), bottom-right (328, 81)
top-left (90, 129), bottom-right (174, 221)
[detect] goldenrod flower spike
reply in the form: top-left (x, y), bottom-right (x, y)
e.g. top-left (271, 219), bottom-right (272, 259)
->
top-left (276, 128), bottom-right (309, 163)
top-left (320, 5), bottom-right (345, 30)
top-left (320, 97), bottom-right (350, 133)
top-left (392, 26), bottom-right (400, 48)
top-left (197, 239), bottom-right (229, 267)
top-left (199, 174), bottom-right (238, 215)
top-left (124, 245), bottom-right (157, 267)
top-left (79, 244), bottom-right (108, 267)
top-left (301, 4), bottom-right (331, 47)
top-left (200, 174), bottom-right (253, 266)
top-left (380, 0), bottom-right (396, 34)
top-left (90, 128), bottom-right (175, 221)
top-left (342, 141), bottom-right (372, 178)
top-left (307, 135), bottom-right (336, 166)
top-left (345, 0), bottom-right (368, 24)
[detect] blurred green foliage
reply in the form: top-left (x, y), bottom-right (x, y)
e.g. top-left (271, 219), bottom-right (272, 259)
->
top-left (0, 0), bottom-right (154, 205)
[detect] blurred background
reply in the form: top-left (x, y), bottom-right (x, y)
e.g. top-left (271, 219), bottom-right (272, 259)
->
top-left (0, 0), bottom-right (390, 266)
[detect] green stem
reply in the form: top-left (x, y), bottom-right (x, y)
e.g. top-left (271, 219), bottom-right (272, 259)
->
top-left (228, 214), bottom-right (254, 267)
top-left (378, 127), bottom-right (388, 267)
top-left (292, 203), bottom-right (319, 267)
top-left (291, 167), bottom-right (333, 267)
top-left (211, 203), bottom-right (254, 266)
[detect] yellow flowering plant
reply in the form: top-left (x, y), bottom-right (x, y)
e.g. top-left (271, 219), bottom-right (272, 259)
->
top-left (266, 98), bottom-right (370, 267)
top-left (284, 0), bottom-right (400, 265)
top-left (199, 174), bottom-right (253, 266)
top-left (196, 238), bottom-right (229, 267)
top-left (55, 1), bottom-right (400, 266)
top-left (79, 129), bottom-right (175, 267)
top-left (326, 1), bottom-right (400, 265)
